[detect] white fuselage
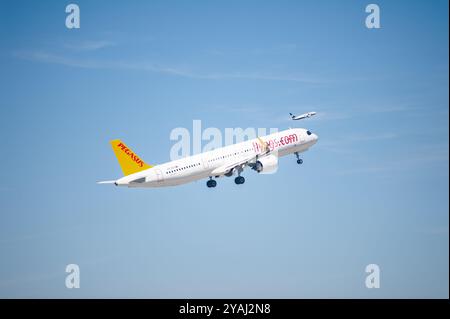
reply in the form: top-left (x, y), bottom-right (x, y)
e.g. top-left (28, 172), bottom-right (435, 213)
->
top-left (115, 128), bottom-right (318, 187)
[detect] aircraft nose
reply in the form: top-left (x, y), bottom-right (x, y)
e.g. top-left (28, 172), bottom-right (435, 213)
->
top-left (311, 133), bottom-right (319, 143)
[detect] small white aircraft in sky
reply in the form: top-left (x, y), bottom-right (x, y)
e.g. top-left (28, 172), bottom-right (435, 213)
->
top-left (98, 128), bottom-right (318, 188)
top-left (290, 111), bottom-right (316, 120)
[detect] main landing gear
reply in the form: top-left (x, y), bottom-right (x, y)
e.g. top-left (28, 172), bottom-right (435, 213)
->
top-left (234, 166), bottom-right (245, 185)
top-left (234, 176), bottom-right (245, 185)
top-left (206, 177), bottom-right (217, 188)
top-left (295, 152), bottom-right (303, 165)
top-left (207, 166), bottom-right (246, 187)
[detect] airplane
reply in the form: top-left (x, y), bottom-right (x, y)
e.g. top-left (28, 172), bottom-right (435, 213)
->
top-left (98, 128), bottom-right (318, 188)
top-left (290, 111), bottom-right (316, 120)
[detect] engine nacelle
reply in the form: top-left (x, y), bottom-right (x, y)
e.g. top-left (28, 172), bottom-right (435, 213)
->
top-left (254, 154), bottom-right (278, 174)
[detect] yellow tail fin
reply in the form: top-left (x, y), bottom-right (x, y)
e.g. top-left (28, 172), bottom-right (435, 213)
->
top-left (110, 139), bottom-right (152, 176)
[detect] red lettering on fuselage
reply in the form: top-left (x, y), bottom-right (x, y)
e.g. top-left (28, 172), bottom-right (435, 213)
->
top-left (252, 133), bottom-right (298, 152)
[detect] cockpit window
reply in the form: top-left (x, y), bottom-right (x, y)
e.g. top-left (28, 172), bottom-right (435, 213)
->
top-left (307, 130), bottom-right (312, 135)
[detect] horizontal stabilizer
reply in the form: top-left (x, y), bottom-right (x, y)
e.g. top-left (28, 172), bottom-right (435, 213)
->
top-left (97, 180), bottom-right (116, 184)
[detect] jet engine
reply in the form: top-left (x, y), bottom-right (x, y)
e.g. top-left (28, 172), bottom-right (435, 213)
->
top-left (253, 154), bottom-right (278, 174)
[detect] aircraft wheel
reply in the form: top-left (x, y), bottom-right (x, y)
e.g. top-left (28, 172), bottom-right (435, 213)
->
top-left (235, 176), bottom-right (245, 184)
top-left (207, 179), bottom-right (217, 188)
top-left (297, 159), bottom-right (303, 165)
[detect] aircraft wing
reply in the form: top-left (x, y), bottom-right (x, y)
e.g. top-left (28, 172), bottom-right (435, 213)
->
top-left (210, 155), bottom-right (255, 176)
top-left (210, 138), bottom-right (271, 176)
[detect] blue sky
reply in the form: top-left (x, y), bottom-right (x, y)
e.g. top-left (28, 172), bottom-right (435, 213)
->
top-left (0, 0), bottom-right (448, 298)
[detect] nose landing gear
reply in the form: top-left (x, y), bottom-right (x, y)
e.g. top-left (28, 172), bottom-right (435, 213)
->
top-left (295, 152), bottom-right (303, 165)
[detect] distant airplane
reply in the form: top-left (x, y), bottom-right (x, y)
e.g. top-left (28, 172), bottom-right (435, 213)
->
top-left (98, 128), bottom-right (318, 188)
top-left (290, 112), bottom-right (316, 120)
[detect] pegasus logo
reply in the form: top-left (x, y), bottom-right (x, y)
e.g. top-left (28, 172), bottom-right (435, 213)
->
top-left (117, 142), bottom-right (145, 167)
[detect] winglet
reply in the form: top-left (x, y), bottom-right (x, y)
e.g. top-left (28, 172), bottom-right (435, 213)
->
top-left (257, 137), bottom-right (270, 154)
